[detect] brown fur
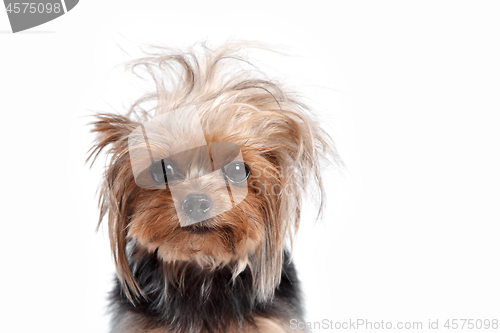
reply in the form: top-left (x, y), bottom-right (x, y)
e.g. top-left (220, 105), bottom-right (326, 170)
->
top-left (89, 42), bottom-right (335, 331)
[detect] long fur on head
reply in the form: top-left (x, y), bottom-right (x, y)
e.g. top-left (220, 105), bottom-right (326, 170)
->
top-left (88, 42), bottom-right (335, 305)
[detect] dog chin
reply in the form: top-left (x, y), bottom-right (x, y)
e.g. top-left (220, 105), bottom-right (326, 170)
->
top-left (144, 232), bottom-right (260, 268)
top-left (184, 224), bottom-right (217, 235)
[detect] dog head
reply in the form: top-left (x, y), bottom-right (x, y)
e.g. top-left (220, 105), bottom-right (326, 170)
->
top-left (89, 43), bottom-right (334, 302)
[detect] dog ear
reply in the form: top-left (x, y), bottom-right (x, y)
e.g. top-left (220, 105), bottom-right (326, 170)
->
top-left (88, 114), bottom-right (145, 302)
top-left (247, 103), bottom-right (336, 302)
top-left (87, 113), bottom-right (137, 165)
top-left (262, 106), bottom-right (333, 226)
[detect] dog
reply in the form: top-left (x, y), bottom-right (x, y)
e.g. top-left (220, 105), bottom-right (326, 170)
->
top-left (89, 42), bottom-right (334, 333)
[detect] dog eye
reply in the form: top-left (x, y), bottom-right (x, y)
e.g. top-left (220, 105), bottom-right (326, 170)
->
top-left (150, 160), bottom-right (176, 185)
top-left (223, 162), bottom-right (250, 184)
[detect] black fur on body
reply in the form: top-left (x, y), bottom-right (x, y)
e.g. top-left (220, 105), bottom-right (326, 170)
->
top-left (109, 247), bottom-right (303, 332)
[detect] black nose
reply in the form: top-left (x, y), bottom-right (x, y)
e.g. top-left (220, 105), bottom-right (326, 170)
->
top-left (181, 194), bottom-right (212, 220)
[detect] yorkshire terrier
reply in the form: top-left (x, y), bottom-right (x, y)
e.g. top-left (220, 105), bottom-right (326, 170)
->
top-left (89, 43), bottom-right (334, 333)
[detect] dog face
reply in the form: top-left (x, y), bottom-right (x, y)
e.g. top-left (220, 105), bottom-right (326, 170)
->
top-left (89, 43), bottom-right (333, 302)
top-left (124, 105), bottom-right (272, 268)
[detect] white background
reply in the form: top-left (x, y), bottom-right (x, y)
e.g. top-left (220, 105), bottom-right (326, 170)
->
top-left (1, 1), bottom-right (499, 332)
